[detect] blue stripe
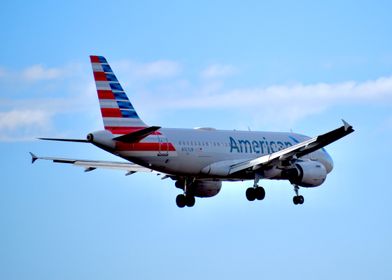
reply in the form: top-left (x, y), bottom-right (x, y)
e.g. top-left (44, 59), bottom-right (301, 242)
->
top-left (110, 83), bottom-right (124, 91)
top-left (113, 91), bottom-right (128, 100)
top-left (121, 110), bottom-right (139, 118)
top-left (98, 56), bottom-right (107, 63)
top-left (117, 101), bottom-right (134, 109)
top-left (102, 64), bottom-right (112, 73)
top-left (105, 73), bottom-right (118, 82)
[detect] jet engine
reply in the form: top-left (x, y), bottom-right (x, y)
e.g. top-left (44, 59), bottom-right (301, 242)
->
top-left (281, 160), bottom-right (327, 188)
top-left (175, 180), bottom-right (222, 197)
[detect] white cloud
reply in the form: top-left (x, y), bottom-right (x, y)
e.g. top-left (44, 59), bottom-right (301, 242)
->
top-left (136, 60), bottom-right (182, 78)
top-left (201, 64), bottom-right (237, 79)
top-left (2, 57), bottom-right (392, 140)
top-left (21, 64), bottom-right (63, 81)
top-left (0, 109), bottom-right (49, 130)
top-left (150, 75), bottom-right (392, 125)
top-left (114, 60), bottom-right (182, 80)
top-left (0, 109), bottom-right (52, 141)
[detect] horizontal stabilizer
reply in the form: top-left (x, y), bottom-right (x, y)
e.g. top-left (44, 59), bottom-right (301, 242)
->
top-left (113, 126), bottom-right (161, 143)
top-left (30, 152), bottom-right (38, 164)
top-left (39, 138), bottom-right (89, 143)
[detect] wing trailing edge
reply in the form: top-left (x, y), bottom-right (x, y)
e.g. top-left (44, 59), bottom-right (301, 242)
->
top-left (29, 153), bottom-right (155, 174)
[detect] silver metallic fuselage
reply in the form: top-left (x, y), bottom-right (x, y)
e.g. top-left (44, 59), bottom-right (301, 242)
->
top-left (112, 128), bottom-right (334, 179)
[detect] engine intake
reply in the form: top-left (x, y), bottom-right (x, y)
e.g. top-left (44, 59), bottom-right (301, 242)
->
top-left (281, 161), bottom-right (327, 188)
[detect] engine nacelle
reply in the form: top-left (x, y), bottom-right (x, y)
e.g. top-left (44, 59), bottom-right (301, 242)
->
top-left (87, 130), bottom-right (115, 149)
top-left (175, 180), bottom-right (222, 198)
top-left (281, 161), bottom-right (327, 188)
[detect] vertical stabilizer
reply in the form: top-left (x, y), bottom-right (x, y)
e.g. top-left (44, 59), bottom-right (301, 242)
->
top-left (90, 55), bottom-right (147, 134)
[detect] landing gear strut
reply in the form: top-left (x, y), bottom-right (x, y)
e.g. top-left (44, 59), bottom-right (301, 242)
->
top-left (292, 185), bottom-right (304, 205)
top-left (175, 178), bottom-right (196, 208)
top-left (246, 174), bottom-right (265, 202)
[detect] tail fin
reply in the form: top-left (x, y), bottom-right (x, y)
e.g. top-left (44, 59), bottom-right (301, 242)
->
top-left (90, 55), bottom-right (147, 134)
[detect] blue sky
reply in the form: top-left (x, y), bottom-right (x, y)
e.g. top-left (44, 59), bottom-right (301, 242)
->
top-left (1, 1), bottom-right (392, 279)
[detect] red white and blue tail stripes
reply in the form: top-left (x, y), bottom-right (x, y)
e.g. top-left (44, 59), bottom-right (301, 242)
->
top-left (90, 55), bottom-right (177, 157)
top-left (90, 55), bottom-right (147, 132)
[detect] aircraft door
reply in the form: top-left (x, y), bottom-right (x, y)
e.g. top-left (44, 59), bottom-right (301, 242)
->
top-left (158, 135), bottom-right (169, 156)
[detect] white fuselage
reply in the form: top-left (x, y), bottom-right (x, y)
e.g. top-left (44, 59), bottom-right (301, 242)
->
top-left (111, 127), bottom-right (334, 179)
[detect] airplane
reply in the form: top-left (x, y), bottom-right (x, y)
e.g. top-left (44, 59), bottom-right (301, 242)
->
top-left (30, 55), bottom-right (354, 208)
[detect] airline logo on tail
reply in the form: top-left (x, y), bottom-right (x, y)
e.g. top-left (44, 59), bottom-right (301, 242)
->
top-left (90, 55), bottom-right (176, 156)
top-left (90, 55), bottom-right (147, 133)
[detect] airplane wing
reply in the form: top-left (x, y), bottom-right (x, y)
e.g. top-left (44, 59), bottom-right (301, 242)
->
top-left (228, 120), bottom-right (354, 174)
top-left (30, 153), bottom-right (154, 175)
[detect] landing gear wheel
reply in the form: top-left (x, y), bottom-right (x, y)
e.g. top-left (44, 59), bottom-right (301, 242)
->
top-left (185, 195), bottom-right (195, 207)
top-left (293, 195), bottom-right (304, 205)
top-left (254, 187), bottom-right (265, 200)
top-left (176, 194), bottom-right (186, 208)
top-left (246, 188), bottom-right (256, 201)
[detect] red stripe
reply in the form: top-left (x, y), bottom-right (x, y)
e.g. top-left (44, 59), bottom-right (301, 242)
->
top-left (90, 56), bottom-right (100, 63)
top-left (101, 108), bottom-right (122, 117)
top-left (105, 126), bottom-right (161, 135)
top-left (98, 90), bottom-right (115, 99)
top-left (94, 72), bottom-right (107, 81)
top-left (116, 142), bottom-right (176, 151)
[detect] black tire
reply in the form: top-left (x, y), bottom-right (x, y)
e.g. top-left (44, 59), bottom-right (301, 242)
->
top-left (246, 188), bottom-right (256, 201)
top-left (293, 196), bottom-right (299, 205)
top-left (176, 194), bottom-right (186, 208)
top-left (255, 187), bottom-right (265, 200)
top-left (298, 195), bottom-right (304, 204)
top-left (185, 195), bottom-right (196, 207)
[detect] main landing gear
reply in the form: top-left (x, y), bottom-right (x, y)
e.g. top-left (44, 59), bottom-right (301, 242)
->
top-left (245, 186), bottom-right (265, 201)
top-left (293, 185), bottom-right (304, 205)
top-left (246, 174), bottom-right (265, 202)
top-left (175, 178), bottom-right (196, 208)
top-left (176, 194), bottom-right (195, 208)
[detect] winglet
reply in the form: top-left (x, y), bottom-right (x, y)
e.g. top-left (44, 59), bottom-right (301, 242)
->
top-left (342, 119), bottom-right (352, 131)
top-left (30, 152), bottom-right (38, 164)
